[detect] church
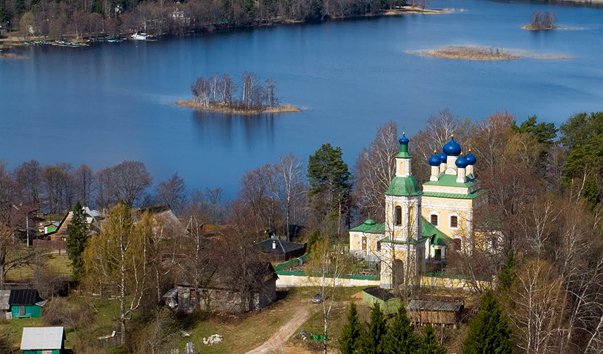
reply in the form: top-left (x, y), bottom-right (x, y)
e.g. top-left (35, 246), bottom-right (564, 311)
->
top-left (349, 134), bottom-right (486, 289)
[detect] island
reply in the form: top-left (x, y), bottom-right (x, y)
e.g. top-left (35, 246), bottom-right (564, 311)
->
top-left (177, 73), bottom-right (301, 115)
top-left (412, 46), bottom-right (520, 61)
top-left (522, 11), bottom-right (556, 31)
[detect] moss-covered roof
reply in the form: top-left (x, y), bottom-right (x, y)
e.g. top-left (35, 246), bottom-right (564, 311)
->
top-left (423, 174), bottom-right (476, 188)
top-left (385, 176), bottom-right (422, 197)
top-left (350, 219), bottom-right (385, 234)
top-left (421, 217), bottom-right (451, 246)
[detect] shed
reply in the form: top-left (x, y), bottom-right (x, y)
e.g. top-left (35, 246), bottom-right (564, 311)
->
top-left (362, 287), bottom-right (400, 314)
top-left (20, 326), bottom-right (65, 354)
top-left (407, 298), bottom-right (464, 326)
top-left (9, 289), bottom-right (45, 318)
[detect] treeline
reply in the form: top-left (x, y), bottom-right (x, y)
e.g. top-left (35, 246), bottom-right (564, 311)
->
top-left (0, 0), bottom-right (403, 40)
top-left (191, 72), bottom-right (278, 111)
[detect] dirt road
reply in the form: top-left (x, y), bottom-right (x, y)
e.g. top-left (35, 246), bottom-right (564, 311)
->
top-left (245, 306), bottom-right (312, 354)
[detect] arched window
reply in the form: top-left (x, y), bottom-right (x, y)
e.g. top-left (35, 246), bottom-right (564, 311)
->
top-left (395, 206), bottom-right (402, 226)
top-left (430, 214), bottom-right (438, 226)
top-left (450, 215), bottom-right (458, 228)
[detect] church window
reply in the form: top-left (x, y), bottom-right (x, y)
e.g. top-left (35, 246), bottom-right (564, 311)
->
top-left (450, 215), bottom-right (458, 228)
top-left (395, 206), bottom-right (402, 226)
top-left (430, 214), bottom-right (438, 226)
top-left (377, 241), bottom-right (381, 252)
top-left (362, 237), bottom-right (367, 251)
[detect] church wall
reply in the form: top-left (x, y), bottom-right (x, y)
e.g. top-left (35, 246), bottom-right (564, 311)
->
top-left (422, 197), bottom-right (473, 251)
top-left (349, 231), bottom-right (384, 260)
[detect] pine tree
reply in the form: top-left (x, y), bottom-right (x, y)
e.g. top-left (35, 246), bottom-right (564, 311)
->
top-left (463, 291), bottom-right (512, 354)
top-left (418, 325), bottom-right (446, 354)
top-left (358, 302), bottom-right (387, 354)
top-left (307, 143), bottom-right (352, 234)
top-left (66, 202), bottom-right (88, 281)
top-left (339, 303), bottom-right (362, 354)
top-left (383, 305), bottom-right (420, 354)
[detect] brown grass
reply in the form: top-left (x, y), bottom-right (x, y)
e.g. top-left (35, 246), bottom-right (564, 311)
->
top-left (176, 100), bottom-right (301, 115)
top-left (420, 46), bottom-right (519, 61)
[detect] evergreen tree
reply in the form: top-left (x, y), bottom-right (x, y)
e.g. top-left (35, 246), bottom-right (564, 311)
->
top-left (463, 291), bottom-right (512, 354)
top-left (67, 202), bottom-right (88, 281)
top-left (307, 143), bottom-right (352, 234)
top-left (339, 302), bottom-right (362, 354)
top-left (498, 252), bottom-right (517, 292)
top-left (358, 302), bottom-right (387, 354)
top-left (419, 325), bottom-right (446, 354)
top-left (383, 305), bottom-right (420, 354)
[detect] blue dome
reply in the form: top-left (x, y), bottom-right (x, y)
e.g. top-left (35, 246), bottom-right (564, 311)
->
top-left (465, 151), bottom-right (476, 165)
top-left (399, 134), bottom-right (409, 145)
top-left (439, 152), bottom-right (447, 163)
top-left (428, 153), bottom-right (441, 166)
top-left (443, 137), bottom-right (462, 156)
top-left (456, 155), bottom-right (468, 168)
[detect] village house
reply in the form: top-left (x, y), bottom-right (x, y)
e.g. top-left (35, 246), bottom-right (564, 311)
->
top-left (257, 235), bottom-right (306, 261)
top-left (349, 134), bottom-right (491, 289)
top-left (8, 289), bottom-right (46, 319)
top-left (20, 326), bottom-right (66, 354)
top-left (164, 261), bottom-right (278, 314)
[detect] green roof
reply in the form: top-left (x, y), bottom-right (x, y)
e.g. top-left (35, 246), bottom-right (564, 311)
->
top-left (385, 176), bottom-right (422, 197)
top-left (421, 217), bottom-right (451, 246)
top-left (422, 190), bottom-right (484, 200)
top-left (423, 174), bottom-right (476, 188)
top-left (350, 219), bottom-right (385, 234)
top-left (397, 142), bottom-right (411, 158)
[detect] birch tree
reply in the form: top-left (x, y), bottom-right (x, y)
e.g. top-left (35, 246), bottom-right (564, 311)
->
top-left (83, 203), bottom-right (151, 347)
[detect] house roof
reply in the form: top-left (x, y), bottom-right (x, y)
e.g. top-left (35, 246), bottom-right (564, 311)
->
top-left (20, 327), bottom-right (65, 350)
top-left (408, 299), bottom-right (463, 312)
top-left (363, 287), bottom-right (396, 301)
top-left (258, 238), bottom-right (306, 254)
top-left (9, 289), bottom-right (43, 305)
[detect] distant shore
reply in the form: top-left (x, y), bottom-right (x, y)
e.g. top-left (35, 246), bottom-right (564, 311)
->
top-left (176, 100), bottom-right (301, 115)
top-left (0, 6), bottom-right (446, 50)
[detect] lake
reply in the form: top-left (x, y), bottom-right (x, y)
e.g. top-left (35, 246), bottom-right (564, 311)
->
top-left (1, 0), bottom-right (602, 197)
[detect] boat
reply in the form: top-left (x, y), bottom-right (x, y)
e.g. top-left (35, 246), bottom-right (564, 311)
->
top-left (130, 32), bottom-right (150, 40)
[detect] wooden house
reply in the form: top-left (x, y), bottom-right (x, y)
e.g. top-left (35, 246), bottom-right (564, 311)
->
top-left (9, 289), bottom-right (46, 319)
top-left (20, 326), bottom-right (65, 354)
top-left (257, 236), bottom-right (306, 261)
top-left (164, 262), bottom-right (278, 314)
top-left (407, 298), bottom-right (464, 326)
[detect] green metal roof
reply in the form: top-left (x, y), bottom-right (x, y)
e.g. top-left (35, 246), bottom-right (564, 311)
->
top-left (350, 219), bottom-right (385, 234)
top-left (423, 174), bottom-right (476, 188)
top-left (396, 143), bottom-right (411, 158)
top-left (380, 236), bottom-right (423, 245)
top-left (385, 176), bottom-right (422, 197)
top-left (422, 190), bottom-right (484, 200)
top-left (421, 217), bottom-right (451, 246)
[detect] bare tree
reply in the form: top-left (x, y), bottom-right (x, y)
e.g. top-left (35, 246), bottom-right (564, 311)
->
top-left (14, 160), bottom-right (43, 206)
top-left (354, 121), bottom-right (398, 221)
top-left (275, 155), bottom-right (306, 240)
top-left (156, 174), bottom-right (186, 214)
top-left (72, 164), bottom-right (94, 207)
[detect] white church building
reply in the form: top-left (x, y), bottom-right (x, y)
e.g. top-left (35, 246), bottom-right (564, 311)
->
top-left (349, 134), bottom-right (487, 289)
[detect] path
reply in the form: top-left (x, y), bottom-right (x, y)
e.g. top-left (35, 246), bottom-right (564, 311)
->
top-left (245, 306), bottom-right (312, 354)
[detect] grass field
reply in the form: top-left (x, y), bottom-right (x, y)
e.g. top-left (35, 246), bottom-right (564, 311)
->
top-left (5, 252), bottom-right (71, 282)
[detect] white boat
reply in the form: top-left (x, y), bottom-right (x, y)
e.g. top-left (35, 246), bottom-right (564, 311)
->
top-left (130, 32), bottom-right (149, 40)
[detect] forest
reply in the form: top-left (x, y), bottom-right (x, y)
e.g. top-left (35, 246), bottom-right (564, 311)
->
top-left (0, 110), bottom-right (601, 352)
top-left (0, 0), bottom-right (403, 40)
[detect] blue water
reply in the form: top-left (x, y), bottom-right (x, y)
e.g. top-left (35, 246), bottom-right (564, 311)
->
top-left (1, 0), bottom-right (602, 196)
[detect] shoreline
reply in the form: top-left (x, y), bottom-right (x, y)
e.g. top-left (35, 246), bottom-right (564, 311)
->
top-left (0, 6), bottom-right (445, 50)
top-left (176, 100), bottom-right (301, 115)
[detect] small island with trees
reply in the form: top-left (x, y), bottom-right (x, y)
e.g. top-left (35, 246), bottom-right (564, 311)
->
top-left (523, 11), bottom-right (556, 31)
top-left (413, 46), bottom-right (520, 61)
top-left (177, 73), bottom-right (300, 115)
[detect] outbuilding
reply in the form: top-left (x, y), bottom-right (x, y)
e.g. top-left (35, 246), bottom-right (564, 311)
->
top-left (20, 326), bottom-right (66, 354)
top-left (9, 289), bottom-right (46, 318)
